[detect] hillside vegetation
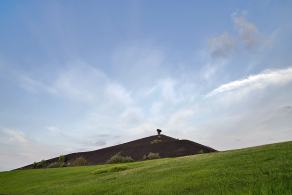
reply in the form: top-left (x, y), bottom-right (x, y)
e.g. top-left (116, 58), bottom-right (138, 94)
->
top-left (0, 141), bottom-right (291, 194)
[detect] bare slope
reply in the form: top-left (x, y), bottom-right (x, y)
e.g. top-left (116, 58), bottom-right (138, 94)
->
top-left (21, 134), bottom-right (216, 169)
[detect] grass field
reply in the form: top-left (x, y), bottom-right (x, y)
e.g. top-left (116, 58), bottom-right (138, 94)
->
top-left (0, 141), bottom-right (291, 194)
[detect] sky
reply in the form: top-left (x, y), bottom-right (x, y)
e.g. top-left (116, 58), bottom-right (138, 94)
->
top-left (0, 0), bottom-right (292, 171)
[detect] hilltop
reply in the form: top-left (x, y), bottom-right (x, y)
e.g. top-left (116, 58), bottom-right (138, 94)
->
top-left (1, 141), bottom-right (291, 194)
top-left (21, 134), bottom-right (216, 169)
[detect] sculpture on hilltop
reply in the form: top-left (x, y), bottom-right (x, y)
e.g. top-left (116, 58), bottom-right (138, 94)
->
top-left (157, 129), bottom-right (162, 135)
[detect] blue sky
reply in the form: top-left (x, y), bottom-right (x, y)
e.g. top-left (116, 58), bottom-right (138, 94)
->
top-left (1, 0), bottom-right (292, 171)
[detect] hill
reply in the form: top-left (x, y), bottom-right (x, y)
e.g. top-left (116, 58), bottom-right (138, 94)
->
top-left (20, 134), bottom-right (216, 169)
top-left (0, 141), bottom-right (291, 194)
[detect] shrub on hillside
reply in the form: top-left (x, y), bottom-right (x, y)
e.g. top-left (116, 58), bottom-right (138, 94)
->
top-left (198, 149), bottom-right (204, 154)
top-left (146, 152), bottom-right (160, 160)
top-left (150, 139), bottom-right (162, 144)
top-left (35, 160), bottom-right (47, 168)
top-left (143, 152), bottom-right (160, 160)
top-left (33, 162), bottom-right (37, 168)
top-left (107, 152), bottom-right (134, 164)
top-left (45, 155), bottom-right (67, 168)
top-left (72, 156), bottom-right (88, 166)
top-left (47, 161), bottom-right (65, 168)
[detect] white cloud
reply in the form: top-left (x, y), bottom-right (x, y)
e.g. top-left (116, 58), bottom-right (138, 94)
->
top-left (207, 67), bottom-right (292, 97)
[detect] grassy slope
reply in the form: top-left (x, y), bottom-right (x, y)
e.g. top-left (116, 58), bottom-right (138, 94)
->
top-left (0, 141), bottom-right (291, 195)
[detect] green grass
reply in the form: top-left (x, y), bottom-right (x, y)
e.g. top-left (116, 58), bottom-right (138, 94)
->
top-left (0, 141), bottom-right (291, 194)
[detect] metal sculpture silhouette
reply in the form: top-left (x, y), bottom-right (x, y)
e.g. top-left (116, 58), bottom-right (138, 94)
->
top-left (157, 129), bottom-right (162, 135)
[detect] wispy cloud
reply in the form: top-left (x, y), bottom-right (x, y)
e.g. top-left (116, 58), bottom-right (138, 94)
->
top-left (111, 42), bottom-right (166, 87)
top-left (0, 128), bottom-right (59, 171)
top-left (19, 63), bottom-right (111, 103)
top-left (105, 82), bottom-right (133, 106)
top-left (207, 67), bottom-right (292, 97)
top-left (0, 128), bottom-right (29, 144)
top-left (206, 12), bottom-right (263, 62)
top-left (51, 64), bottom-right (108, 102)
top-left (208, 32), bottom-right (235, 59)
top-left (203, 13), bottom-right (262, 82)
top-left (233, 13), bottom-right (260, 49)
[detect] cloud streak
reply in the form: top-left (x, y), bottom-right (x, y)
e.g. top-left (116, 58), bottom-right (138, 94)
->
top-left (19, 63), bottom-right (116, 104)
top-left (207, 67), bottom-right (292, 97)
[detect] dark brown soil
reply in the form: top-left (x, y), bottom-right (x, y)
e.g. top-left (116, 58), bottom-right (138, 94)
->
top-left (20, 134), bottom-right (216, 169)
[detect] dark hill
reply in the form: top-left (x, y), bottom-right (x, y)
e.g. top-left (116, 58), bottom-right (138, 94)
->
top-left (20, 134), bottom-right (216, 169)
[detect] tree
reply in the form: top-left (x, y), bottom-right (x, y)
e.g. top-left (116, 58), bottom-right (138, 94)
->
top-left (58, 155), bottom-right (66, 163)
top-left (72, 156), bottom-right (87, 166)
